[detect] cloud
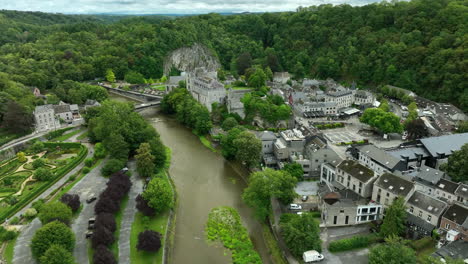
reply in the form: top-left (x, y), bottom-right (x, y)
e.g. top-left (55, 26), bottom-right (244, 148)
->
top-left (0, 0), bottom-right (382, 14)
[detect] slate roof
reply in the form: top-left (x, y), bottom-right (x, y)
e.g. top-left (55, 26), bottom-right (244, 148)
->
top-left (414, 165), bottom-right (445, 185)
top-left (407, 191), bottom-right (448, 217)
top-left (442, 203), bottom-right (468, 226)
top-left (436, 179), bottom-right (459, 194)
top-left (53, 104), bottom-right (71, 114)
top-left (338, 160), bottom-right (375, 183)
top-left (374, 173), bottom-right (414, 197)
top-left (432, 240), bottom-right (468, 261)
top-left (420, 133), bottom-right (468, 157)
top-left (386, 147), bottom-right (430, 161)
top-left (406, 213), bottom-right (435, 232)
top-left (358, 145), bottom-right (402, 169)
top-left (34, 104), bottom-right (54, 113)
top-left (257, 131), bottom-right (277, 141)
top-left (455, 184), bottom-right (468, 199)
top-left (327, 90), bottom-right (352, 97)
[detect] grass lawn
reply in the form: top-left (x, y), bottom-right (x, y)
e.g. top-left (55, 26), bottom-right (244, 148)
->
top-left (3, 237), bottom-right (17, 264)
top-left (130, 211), bottom-right (169, 264)
top-left (52, 129), bottom-right (84, 142)
top-left (110, 195), bottom-right (129, 258)
top-left (192, 130), bottom-right (216, 152)
top-left (77, 131), bottom-right (89, 140)
top-left (151, 85), bottom-right (166, 91)
top-left (232, 86), bottom-right (252, 90)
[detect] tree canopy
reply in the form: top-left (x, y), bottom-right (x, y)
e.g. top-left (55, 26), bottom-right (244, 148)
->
top-left (446, 143), bottom-right (468, 182)
top-left (142, 177), bottom-right (173, 214)
top-left (31, 221), bottom-right (75, 259)
top-left (360, 108), bottom-right (403, 134)
top-left (380, 197), bottom-right (407, 238)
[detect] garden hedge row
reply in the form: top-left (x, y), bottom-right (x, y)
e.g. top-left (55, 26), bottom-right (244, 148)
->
top-left (0, 143), bottom-right (88, 223)
top-left (328, 234), bottom-right (380, 252)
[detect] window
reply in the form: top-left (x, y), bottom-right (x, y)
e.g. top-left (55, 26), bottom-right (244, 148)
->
top-left (445, 223), bottom-right (450, 229)
top-left (427, 215), bottom-right (432, 222)
top-left (361, 215), bottom-right (368, 221)
top-left (362, 208), bottom-right (368, 214)
top-left (340, 209), bottom-right (344, 213)
top-left (386, 192), bottom-right (390, 197)
top-left (370, 207), bottom-right (376, 213)
top-left (418, 211), bottom-right (422, 217)
top-left (385, 198), bottom-right (389, 205)
top-left (352, 184), bottom-right (356, 191)
top-left (345, 216), bottom-right (349, 225)
top-left (410, 206), bottom-right (414, 213)
top-left (378, 188), bottom-right (381, 194)
top-left (359, 182), bottom-right (363, 187)
top-left (333, 216), bottom-right (337, 225)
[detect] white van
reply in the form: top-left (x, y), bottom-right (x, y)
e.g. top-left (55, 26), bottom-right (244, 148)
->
top-left (303, 250), bottom-right (324, 263)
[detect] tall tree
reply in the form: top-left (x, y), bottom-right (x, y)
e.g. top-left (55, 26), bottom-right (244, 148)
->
top-left (369, 236), bottom-right (416, 264)
top-left (236, 52), bottom-right (252, 75)
top-left (105, 69), bottom-right (115, 83)
top-left (135, 142), bottom-right (155, 178)
top-left (31, 221), bottom-right (75, 259)
top-left (280, 213), bottom-right (321, 257)
top-left (446, 143), bottom-right (468, 182)
top-left (233, 131), bottom-right (262, 168)
top-left (380, 198), bottom-right (407, 238)
top-left (39, 244), bottom-right (76, 264)
top-left (142, 177), bottom-right (173, 214)
top-left (3, 101), bottom-right (33, 134)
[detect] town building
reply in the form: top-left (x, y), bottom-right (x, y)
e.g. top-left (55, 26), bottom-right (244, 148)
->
top-left (354, 90), bottom-right (375, 106)
top-left (295, 101), bottom-right (338, 118)
top-left (319, 188), bottom-right (382, 227)
top-left (226, 88), bottom-right (250, 118)
top-left (455, 184), bottom-right (468, 206)
top-left (53, 104), bottom-right (74, 122)
top-left (257, 131), bottom-right (277, 155)
top-left (412, 165), bottom-right (446, 196)
top-left (335, 160), bottom-right (377, 198)
top-left (356, 144), bottom-right (408, 175)
top-left (406, 191), bottom-right (448, 230)
top-left (432, 240), bottom-right (468, 262)
top-left (324, 90), bottom-right (354, 109)
top-left (273, 129), bottom-right (306, 161)
top-left (187, 68), bottom-right (226, 112)
top-left (439, 203), bottom-right (468, 241)
top-left (273, 72), bottom-right (291, 84)
top-left (371, 173), bottom-right (415, 207)
top-left (434, 179), bottom-right (459, 204)
top-left (84, 99), bottom-right (101, 110)
top-left (419, 133), bottom-right (468, 168)
top-left (33, 105), bottom-right (60, 132)
top-left (320, 160), bottom-right (343, 188)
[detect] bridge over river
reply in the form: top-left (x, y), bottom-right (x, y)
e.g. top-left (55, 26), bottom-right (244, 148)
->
top-left (100, 84), bottom-right (162, 111)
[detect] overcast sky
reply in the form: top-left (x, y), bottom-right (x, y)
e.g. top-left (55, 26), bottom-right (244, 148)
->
top-left (0, 0), bottom-right (383, 14)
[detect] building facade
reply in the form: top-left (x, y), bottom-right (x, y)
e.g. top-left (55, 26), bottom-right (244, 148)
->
top-left (34, 105), bottom-right (60, 132)
top-left (187, 68), bottom-right (227, 112)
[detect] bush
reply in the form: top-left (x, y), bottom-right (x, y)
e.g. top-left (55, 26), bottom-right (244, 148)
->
top-left (24, 208), bottom-right (38, 219)
top-left (32, 158), bottom-right (46, 169)
top-left (31, 141), bottom-right (45, 153)
top-left (60, 193), bottom-right (81, 213)
top-left (135, 194), bottom-right (155, 216)
top-left (94, 196), bottom-right (120, 215)
top-left (101, 159), bottom-right (125, 177)
top-left (82, 167), bottom-right (90, 174)
top-left (38, 201), bottom-right (72, 225)
top-left (39, 244), bottom-right (75, 264)
top-left (84, 158), bottom-right (94, 167)
top-left (93, 143), bottom-right (106, 159)
top-left (32, 199), bottom-right (45, 212)
top-left (93, 244), bottom-right (117, 264)
top-left (34, 168), bottom-right (54, 181)
top-left (410, 237), bottom-right (434, 251)
top-left (137, 230), bottom-right (162, 252)
top-left (91, 225), bottom-right (115, 248)
top-left (9, 216), bottom-right (19, 225)
top-left (95, 213), bottom-right (116, 233)
top-left (0, 226), bottom-right (18, 242)
top-left (328, 234), bottom-right (379, 252)
top-left (31, 221), bottom-right (75, 259)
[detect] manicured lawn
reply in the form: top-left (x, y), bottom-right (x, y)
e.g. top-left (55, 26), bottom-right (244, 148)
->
top-left (77, 131), bottom-right (89, 140)
top-left (4, 237), bottom-right (17, 264)
top-left (130, 211), bottom-right (169, 264)
top-left (151, 85), bottom-right (166, 91)
top-left (52, 129), bottom-right (84, 142)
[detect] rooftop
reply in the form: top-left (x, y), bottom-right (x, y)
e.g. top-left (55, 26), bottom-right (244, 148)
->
top-left (358, 144), bottom-right (402, 169)
top-left (327, 89), bottom-right (352, 97)
top-left (407, 191), bottom-right (447, 217)
top-left (386, 146), bottom-right (430, 161)
top-left (420, 133), bottom-right (468, 157)
top-left (442, 203), bottom-right (468, 225)
top-left (53, 104), bottom-right (71, 114)
top-left (280, 129), bottom-right (305, 141)
top-left (455, 184), bottom-right (468, 199)
top-left (413, 165), bottom-right (445, 185)
top-left (432, 240), bottom-right (468, 261)
top-left (257, 131), bottom-right (277, 141)
top-left (436, 179), bottom-right (459, 194)
top-left (34, 104), bottom-right (54, 113)
top-left (374, 173), bottom-right (414, 197)
top-left (338, 160), bottom-right (375, 183)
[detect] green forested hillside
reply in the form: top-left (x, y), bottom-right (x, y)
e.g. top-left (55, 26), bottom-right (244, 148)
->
top-left (0, 0), bottom-right (466, 125)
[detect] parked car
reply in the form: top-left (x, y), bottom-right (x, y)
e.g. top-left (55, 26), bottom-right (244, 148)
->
top-left (303, 250), bottom-right (324, 263)
top-left (88, 218), bottom-right (95, 225)
top-left (88, 223), bottom-right (95, 230)
top-left (86, 194), bottom-right (96, 203)
top-left (289, 204), bottom-right (302, 210)
top-left (301, 195), bottom-right (309, 202)
top-left (85, 231), bottom-right (93, 239)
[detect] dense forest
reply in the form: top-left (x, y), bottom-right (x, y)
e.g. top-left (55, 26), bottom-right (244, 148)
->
top-left (0, 0), bottom-right (466, 132)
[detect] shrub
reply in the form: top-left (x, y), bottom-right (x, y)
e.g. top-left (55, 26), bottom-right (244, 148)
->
top-left (31, 141), bottom-right (45, 153)
top-left (94, 196), bottom-right (120, 215)
top-left (101, 159), bottom-right (125, 176)
top-left (38, 201), bottom-right (72, 225)
top-left (60, 193), bottom-right (81, 213)
top-left (24, 208), bottom-right (38, 219)
top-left (95, 213), bottom-right (116, 233)
top-left (31, 221), bottom-right (75, 259)
top-left (34, 168), bottom-right (54, 181)
top-left (39, 244), bottom-right (75, 264)
top-left (135, 194), bottom-right (155, 216)
top-left (0, 226), bottom-right (18, 242)
top-left (328, 234), bottom-right (379, 252)
top-left (410, 237), bottom-right (434, 251)
top-left (16, 152), bottom-right (27, 163)
top-left (82, 167), bottom-right (91, 174)
top-left (137, 230), bottom-right (162, 252)
top-left (84, 158), bottom-right (94, 167)
top-left (93, 143), bottom-right (106, 159)
top-left (91, 225), bottom-right (115, 248)
top-left (32, 158), bottom-right (46, 169)
top-left (32, 199), bottom-right (45, 212)
top-left (93, 244), bottom-right (117, 264)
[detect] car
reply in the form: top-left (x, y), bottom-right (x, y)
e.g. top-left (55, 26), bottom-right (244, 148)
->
top-left (86, 194), bottom-right (96, 204)
top-left (303, 250), bottom-right (324, 263)
top-left (88, 223), bottom-right (95, 230)
top-left (88, 218), bottom-right (95, 224)
top-left (85, 231), bottom-right (93, 239)
top-left (121, 167), bottom-right (129, 173)
top-left (289, 204), bottom-right (302, 210)
top-left (301, 195), bottom-right (309, 202)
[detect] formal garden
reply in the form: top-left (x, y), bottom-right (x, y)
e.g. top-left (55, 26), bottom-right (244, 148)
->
top-left (0, 141), bottom-right (87, 223)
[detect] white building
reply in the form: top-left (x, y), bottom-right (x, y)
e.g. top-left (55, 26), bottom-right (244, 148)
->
top-left (187, 68), bottom-right (227, 112)
top-left (34, 105), bottom-right (60, 132)
top-left (324, 90), bottom-right (354, 109)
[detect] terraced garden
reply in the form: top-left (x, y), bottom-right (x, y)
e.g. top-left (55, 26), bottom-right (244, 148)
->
top-left (0, 142), bottom-right (87, 222)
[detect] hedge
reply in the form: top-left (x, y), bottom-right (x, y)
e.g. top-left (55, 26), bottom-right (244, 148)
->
top-left (409, 237), bottom-right (434, 251)
top-left (45, 127), bottom-right (74, 140)
top-left (328, 234), bottom-right (380, 252)
top-left (0, 143), bottom-right (88, 223)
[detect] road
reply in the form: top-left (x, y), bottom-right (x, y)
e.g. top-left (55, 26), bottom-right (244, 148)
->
top-left (320, 225), bottom-right (370, 264)
top-left (70, 158), bottom-right (108, 264)
top-left (118, 161), bottom-right (144, 264)
top-left (12, 144), bottom-right (93, 264)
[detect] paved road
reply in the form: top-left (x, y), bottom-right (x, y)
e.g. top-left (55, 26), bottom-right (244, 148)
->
top-left (320, 225), bottom-right (370, 264)
top-left (118, 161), bottom-right (143, 264)
top-left (12, 144), bottom-right (93, 264)
top-left (70, 158), bottom-right (108, 264)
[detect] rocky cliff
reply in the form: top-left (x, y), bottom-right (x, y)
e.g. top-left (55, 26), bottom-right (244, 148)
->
top-left (164, 43), bottom-right (221, 75)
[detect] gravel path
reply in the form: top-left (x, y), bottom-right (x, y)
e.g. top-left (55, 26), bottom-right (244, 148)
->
top-left (118, 160), bottom-right (143, 264)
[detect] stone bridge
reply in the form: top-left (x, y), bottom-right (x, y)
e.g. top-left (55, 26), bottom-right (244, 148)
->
top-left (134, 101), bottom-right (161, 111)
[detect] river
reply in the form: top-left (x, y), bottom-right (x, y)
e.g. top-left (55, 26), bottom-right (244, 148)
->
top-left (109, 94), bottom-right (272, 263)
